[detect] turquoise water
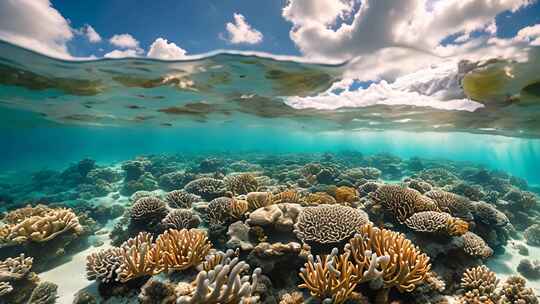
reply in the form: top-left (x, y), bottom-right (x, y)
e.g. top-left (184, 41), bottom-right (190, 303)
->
top-left (1, 40), bottom-right (540, 303)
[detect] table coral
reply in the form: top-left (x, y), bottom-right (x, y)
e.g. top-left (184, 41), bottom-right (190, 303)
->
top-left (405, 211), bottom-right (469, 236)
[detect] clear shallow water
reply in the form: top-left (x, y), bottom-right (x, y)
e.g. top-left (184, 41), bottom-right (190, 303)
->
top-left (1, 40), bottom-right (540, 304)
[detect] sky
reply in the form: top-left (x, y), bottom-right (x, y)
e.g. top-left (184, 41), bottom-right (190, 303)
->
top-left (0, 0), bottom-right (539, 110)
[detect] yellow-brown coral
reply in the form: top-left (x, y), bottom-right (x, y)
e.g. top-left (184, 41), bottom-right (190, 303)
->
top-left (2, 204), bottom-right (51, 224)
top-left (4, 208), bottom-right (83, 244)
top-left (334, 186), bottom-right (359, 205)
top-left (302, 192), bottom-right (336, 206)
top-left (404, 211), bottom-right (469, 236)
top-left (116, 232), bottom-right (155, 282)
top-left (272, 190), bottom-right (301, 204)
top-left (230, 198), bottom-right (249, 219)
top-left (224, 173), bottom-right (259, 195)
top-left (279, 291), bottom-right (304, 304)
top-left (369, 184), bottom-right (439, 223)
top-left (246, 192), bottom-right (274, 210)
top-left (148, 229), bottom-right (211, 273)
top-left (462, 232), bottom-right (493, 258)
top-left (345, 224), bottom-right (431, 302)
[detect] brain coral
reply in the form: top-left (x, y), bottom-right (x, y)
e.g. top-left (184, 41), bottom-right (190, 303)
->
top-left (161, 209), bottom-right (201, 230)
top-left (130, 197), bottom-right (168, 222)
top-left (345, 224), bottom-right (431, 302)
top-left (184, 177), bottom-right (226, 201)
top-left (207, 197), bottom-right (234, 225)
top-left (164, 190), bottom-right (200, 209)
top-left (405, 211), bottom-right (468, 236)
top-left (224, 173), bottom-right (259, 195)
top-left (425, 190), bottom-right (473, 220)
top-left (369, 184), bottom-right (439, 223)
top-left (472, 201), bottom-right (509, 227)
top-left (293, 204), bottom-right (369, 244)
top-left (86, 247), bottom-right (123, 283)
top-left (461, 231), bottom-right (493, 258)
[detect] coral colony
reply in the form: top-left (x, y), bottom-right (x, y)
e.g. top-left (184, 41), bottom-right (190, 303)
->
top-left (0, 152), bottom-right (539, 303)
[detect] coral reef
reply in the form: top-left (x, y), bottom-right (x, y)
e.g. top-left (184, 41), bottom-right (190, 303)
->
top-left (405, 211), bottom-right (469, 236)
top-left (293, 204), bottom-right (369, 245)
top-left (224, 173), bottom-right (259, 195)
top-left (161, 209), bottom-right (201, 230)
top-left (461, 232), bottom-right (493, 258)
top-left (498, 276), bottom-right (538, 304)
top-left (164, 190), bottom-right (200, 209)
top-left (184, 178), bottom-right (226, 201)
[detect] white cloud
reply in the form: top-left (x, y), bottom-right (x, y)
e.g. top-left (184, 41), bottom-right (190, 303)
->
top-left (104, 49), bottom-right (140, 58)
top-left (147, 38), bottom-right (188, 60)
top-left (0, 0), bottom-right (73, 59)
top-left (109, 33), bottom-right (140, 49)
top-left (225, 13), bottom-right (263, 44)
top-left (282, 0), bottom-right (531, 61)
top-left (514, 24), bottom-right (540, 46)
top-left (83, 24), bottom-right (101, 43)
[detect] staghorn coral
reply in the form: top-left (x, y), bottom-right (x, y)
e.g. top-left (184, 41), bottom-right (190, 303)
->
top-left (425, 190), bottom-right (473, 220)
top-left (27, 281), bottom-right (58, 304)
top-left (344, 224), bottom-right (431, 303)
top-left (3, 208), bottom-right (83, 244)
top-left (0, 254), bottom-right (33, 281)
top-left (405, 211), bottom-right (469, 236)
top-left (498, 276), bottom-right (538, 304)
top-left (460, 265), bottom-right (498, 298)
top-left (294, 204), bottom-right (369, 244)
top-left (184, 177), bottom-right (226, 201)
top-left (207, 197), bottom-right (234, 225)
top-left (369, 184), bottom-right (439, 223)
top-left (161, 209), bottom-right (201, 230)
top-left (148, 229), bottom-right (211, 273)
top-left (199, 249), bottom-right (239, 273)
top-left (461, 232), bottom-right (493, 258)
top-left (85, 247), bottom-right (123, 283)
top-left (165, 190), bottom-right (200, 209)
top-left (116, 232), bottom-right (155, 282)
top-left (0, 281), bottom-right (13, 296)
top-left (302, 192), bottom-right (336, 206)
top-left (175, 256), bottom-right (261, 304)
top-left (279, 291), bottom-right (304, 304)
top-left (2, 204), bottom-right (51, 225)
top-left (130, 196), bottom-right (168, 222)
top-left (224, 173), bottom-right (259, 195)
top-left (334, 186), bottom-right (359, 205)
top-left (298, 248), bottom-right (363, 304)
top-left (246, 192), bottom-right (274, 210)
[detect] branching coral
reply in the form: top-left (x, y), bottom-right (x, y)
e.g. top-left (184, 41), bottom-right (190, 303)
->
top-left (460, 265), bottom-right (498, 301)
top-left (184, 177), bottom-right (226, 201)
top-left (130, 196), bottom-right (168, 222)
top-left (27, 281), bottom-right (59, 304)
top-left (161, 209), bottom-right (201, 230)
top-left (404, 211), bottom-right (469, 236)
top-left (0, 254), bottom-right (33, 298)
top-left (176, 256), bottom-right (261, 303)
top-left (224, 173), bottom-right (259, 195)
top-left (86, 247), bottom-right (123, 283)
top-left (165, 190), bottom-right (200, 209)
top-left (369, 184), bottom-right (439, 223)
top-left (148, 229), bottom-right (211, 273)
top-left (2, 204), bottom-right (51, 225)
top-left (498, 276), bottom-right (538, 304)
top-left (294, 204), bottom-right (369, 244)
top-left (3, 208), bottom-right (83, 244)
top-left (298, 248), bottom-right (362, 304)
top-left (279, 291), bottom-right (304, 304)
top-left (334, 186), bottom-right (359, 205)
top-left (461, 232), bottom-right (493, 258)
top-left (425, 190), bottom-right (473, 220)
top-left (116, 232), bottom-right (155, 282)
top-left (344, 224), bottom-right (431, 303)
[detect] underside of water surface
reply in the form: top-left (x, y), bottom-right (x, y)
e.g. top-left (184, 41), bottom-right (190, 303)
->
top-left (1, 40), bottom-right (540, 304)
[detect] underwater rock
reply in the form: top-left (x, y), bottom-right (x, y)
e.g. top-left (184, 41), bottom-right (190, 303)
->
top-left (138, 279), bottom-right (177, 304)
top-left (121, 172), bottom-right (159, 196)
top-left (517, 259), bottom-right (540, 280)
top-left (121, 159), bottom-right (151, 182)
top-left (524, 224), bottom-right (540, 246)
top-left (72, 290), bottom-right (99, 304)
top-left (226, 221), bottom-right (254, 251)
top-left (246, 203), bottom-right (303, 233)
top-left (184, 177), bottom-right (226, 201)
top-left (198, 157), bottom-right (224, 173)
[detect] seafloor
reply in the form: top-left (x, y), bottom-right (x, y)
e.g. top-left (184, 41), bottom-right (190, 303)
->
top-left (0, 152), bottom-right (539, 304)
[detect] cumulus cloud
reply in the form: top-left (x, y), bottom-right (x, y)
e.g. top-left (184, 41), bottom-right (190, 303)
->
top-left (147, 38), bottom-right (188, 60)
top-left (83, 24), bottom-right (101, 43)
top-left (109, 33), bottom-right (140, 49)
top-left (103, 49), bottom-right (140, 58)
top-left (514, 24), bottom-right (540, 45)
top-left (225, 13), bottom-right (263, 44)
top-left (0, 0), bottom-right (73, 59)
